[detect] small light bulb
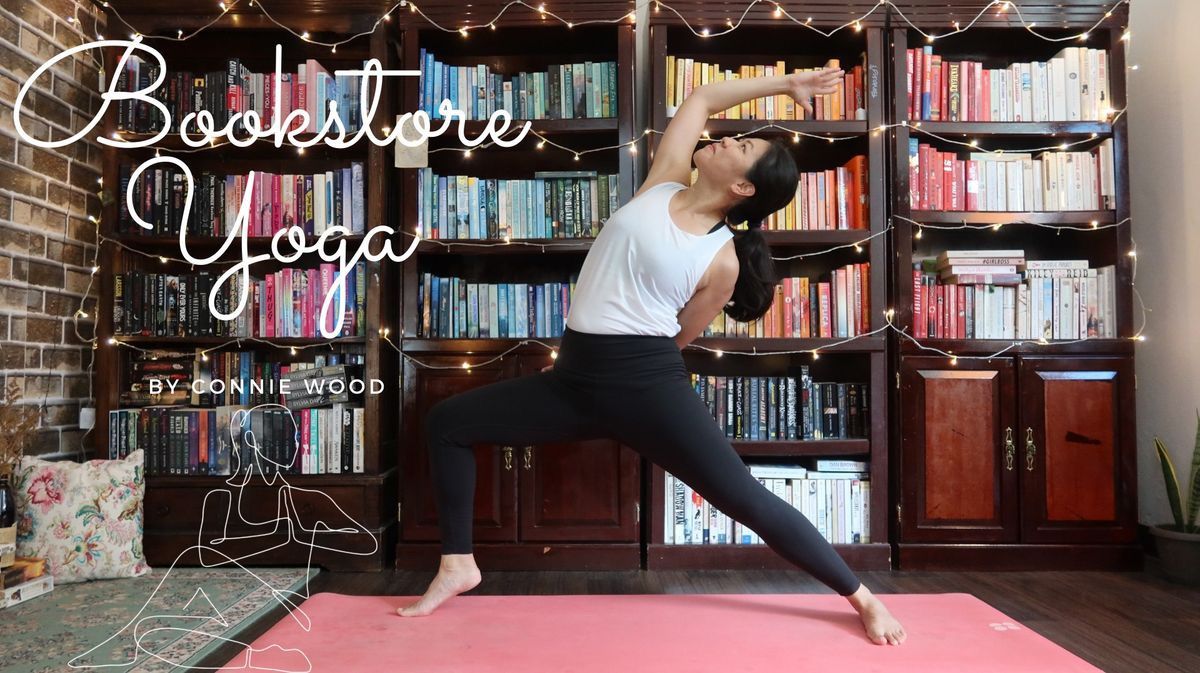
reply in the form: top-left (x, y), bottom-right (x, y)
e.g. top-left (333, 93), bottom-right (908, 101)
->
top-left (301, 31), bottom-right (310, 40)
top-left (773, 6), bottom-right (782, 18)
top-left (700, 28), bottom-right (710, 37)
top-left (77, 310), bottom-right (89, 319)
top-left (811, 350), bottom-right (820, 360)
top-left (550, 350), bottom-right (558, 359)
top-left (715, 350), bottom-right (724, 358)
top-left (792, 133), bottom-right (800, 143)
top-left (460, 27), bottom-right (468, 37)
top-left (159, 256), bottom-right (168, 263)
top-left (629, 145), bottom-right (637, 155)
top-left (106, 337), bottom-right (117, 345)
top-left (461, 362), bottom-right (470, 369)
top-left (950, 355), bottom-right (958, 366)
top-left (201, 352), bottom-right (209, 361)
top-left (915, 226), bottom-right (923, 239)
top-left (573, 153), bottom-right (580, 161)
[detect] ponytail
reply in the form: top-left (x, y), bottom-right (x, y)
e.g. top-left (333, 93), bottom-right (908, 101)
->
top-left (721, 138), bottom-right (798, 322)
top-left (724, 221), bottom-right (778, 322)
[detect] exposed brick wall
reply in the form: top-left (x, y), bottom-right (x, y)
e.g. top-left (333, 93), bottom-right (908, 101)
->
top-left (0, 0), bottom-right (106, 459)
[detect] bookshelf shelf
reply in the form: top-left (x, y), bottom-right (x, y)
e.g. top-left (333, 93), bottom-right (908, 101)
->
top-left (731, 439), bottom-right (871, 457)
top-left (113, 336), bottom-right (370, 346)
top-left (692, 119), bottom-right (870, 134)
top-left (908, 210), bottom-right (1117, 224)
top-left (690, 336), bottom-right (886, 353)
top-left (913, 121), bottom-right (1113, 137)
top-left (897, 338), bottom-right (1134, 356)
top-left (145, 468), bottom-right (396, 489)
top-left (412, 230), bottom-right (877, 255)
top-left (111, 234), bottom-right (371, 250)
top-left (647, 542), bottom-right (891, 571)
top-left (439, 118), bottom-right (619, 135)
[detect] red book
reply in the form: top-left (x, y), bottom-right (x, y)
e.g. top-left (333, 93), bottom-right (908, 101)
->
top-left (853, 264), bottom-right (863, 336)
top-left (819, 282), bottom-right (832, 338)
top-left (940, 151), bottom-right (953, 210)
top-left (918, 144), bottom-right (931, 209)
top-left (946, 283), bottom-right (956, 339)
top-left (912, 267), bottom-right (925, 338)
top-left (935, 285), bottom-right (944, 338)
top-left (957, 285), bottom-right (967, 338)
top-left (936, 59), bottom-right (945, 121)
top-left (264, 273), bottom-right (275, 338)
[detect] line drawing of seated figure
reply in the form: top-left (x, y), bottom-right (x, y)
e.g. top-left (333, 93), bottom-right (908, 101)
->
top-left (69, 403), bottom-right (379, 672)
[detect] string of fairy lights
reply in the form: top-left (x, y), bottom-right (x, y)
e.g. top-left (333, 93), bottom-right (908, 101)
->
top-left (72, 0), bottom-right (1142, 373)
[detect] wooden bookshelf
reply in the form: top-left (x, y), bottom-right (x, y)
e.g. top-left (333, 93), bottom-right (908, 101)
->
top-left (393, 12), bottom-right (643, 570)
top-left (643, 14), bottom-right (892, 571)
top-left (886, 1), bottom-right (1140, 570)
top-left (93, 13), bottom-right (402, 571)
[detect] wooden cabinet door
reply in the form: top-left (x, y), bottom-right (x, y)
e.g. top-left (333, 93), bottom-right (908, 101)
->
top-left (899, 356), bottom-right (1019, 543)
top-left (1017, 357), bottom-right (1137, 544)
top-left (400, 355), bottom-right (519, 544)
top-left (514, 355), bottom-right (640, 543)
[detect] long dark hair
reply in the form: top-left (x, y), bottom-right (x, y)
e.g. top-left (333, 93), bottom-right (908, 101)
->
top-left (722, 138), bottom-right (798, 322)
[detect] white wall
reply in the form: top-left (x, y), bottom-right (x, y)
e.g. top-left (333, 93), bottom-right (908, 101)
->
top-left (1129, 0), bottom-right (1200, 526)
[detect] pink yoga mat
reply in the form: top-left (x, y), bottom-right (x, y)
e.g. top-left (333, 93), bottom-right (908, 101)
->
top-left (220, 592), bottom-right (1102, 672)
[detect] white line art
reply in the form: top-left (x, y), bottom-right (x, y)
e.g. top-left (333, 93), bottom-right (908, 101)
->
top-left (70, 403), bottom-right (378, 672)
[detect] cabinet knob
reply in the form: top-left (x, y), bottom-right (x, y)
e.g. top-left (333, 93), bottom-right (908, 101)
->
top-left (503, 446), bottom-right (513, 471)
top-left (1025, 427), bottom-right (1037, 472)
top-left (523, 446), bottom-right (532, 470)
top-left (1004, 427), bottom-right (1015, 471)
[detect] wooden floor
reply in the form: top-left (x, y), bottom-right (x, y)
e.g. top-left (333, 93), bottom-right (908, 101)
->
top-left (202, 561), bottom-right (1200, 673)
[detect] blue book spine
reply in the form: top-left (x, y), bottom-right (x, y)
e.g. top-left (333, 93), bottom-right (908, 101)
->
top-left (498, 284), bottom-right (508, 337)
top-left (534, 284), bottom-right (544, 337)
top-left (418, 47), bottom-right (426, 112)
top-left (921, 46), bottom-right (933, 121)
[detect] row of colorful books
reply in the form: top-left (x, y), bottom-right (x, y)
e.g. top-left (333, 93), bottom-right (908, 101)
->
top-left (419, 50), bottom-right (618, 120)
top-left (116, 164), bottom-right (366, 238)
top-left (760, 156), bottom-right (869, 231)
top-left (114, 56), bottom-right (368, 134)
top-left (906, 46), bottom-right (1111, 122)
top-left (416, 168), bottom-right (619, 240)
top-left (689, 372), bottom-right (869, 441)
top-left (108, 403), bottom-right (365, 476)
top-left (908, 140), bottom-right (1116, 211)
top-left (666, 56), bottom-right (867, 121)
top-left (911, 251), bottom-right (1118, 339)
top-left (703, 264), bottom-right (872, 340)
top-left (417, 273), bottom-right (579, 339)
top-left (121, 347), bottom-right (362, 408)
top-left (665, 461), bottom-right (871, 545)
top-left (112, 264), bottom-right (366, 339)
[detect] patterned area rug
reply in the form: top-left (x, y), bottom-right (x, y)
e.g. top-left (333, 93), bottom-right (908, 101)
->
top-left (1, 566), bottom-right (317, 673)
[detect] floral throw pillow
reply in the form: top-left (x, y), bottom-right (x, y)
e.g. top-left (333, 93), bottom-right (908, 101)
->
top-left (13, 449), bottom-right (151, 584)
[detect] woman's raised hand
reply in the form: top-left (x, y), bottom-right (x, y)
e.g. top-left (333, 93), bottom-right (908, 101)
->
top-left (786, 62), bottom-right (844, 116)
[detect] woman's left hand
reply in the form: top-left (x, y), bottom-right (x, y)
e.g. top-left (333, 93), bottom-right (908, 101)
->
top-left (786, 62), bottom-right (844, 116)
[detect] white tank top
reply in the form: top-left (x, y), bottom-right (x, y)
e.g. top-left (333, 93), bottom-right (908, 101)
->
top-left (566, 181), bottom-right (735, 337)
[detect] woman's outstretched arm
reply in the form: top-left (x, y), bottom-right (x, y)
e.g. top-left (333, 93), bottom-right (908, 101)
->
top-left (636, 61), bottom-right (844, 198)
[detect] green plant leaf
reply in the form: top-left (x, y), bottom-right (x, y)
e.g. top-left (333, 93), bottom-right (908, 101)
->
top-left (1156, 436), bottom-right (1183, 530)
top-left (1187, 410), bottom-right (1200, 533)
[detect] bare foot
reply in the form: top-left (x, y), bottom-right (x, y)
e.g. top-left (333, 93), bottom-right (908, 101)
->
top-left (396, 554), bottom-right (482, 617)
top-left (845, 583), bottom-right (907, 645)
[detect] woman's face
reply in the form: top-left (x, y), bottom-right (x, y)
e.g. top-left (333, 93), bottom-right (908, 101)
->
top-left (693, 136), bottom-right (768, 192)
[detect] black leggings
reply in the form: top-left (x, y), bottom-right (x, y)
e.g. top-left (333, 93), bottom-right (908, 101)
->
top-left (424, 326), bottom-right (863, 597)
